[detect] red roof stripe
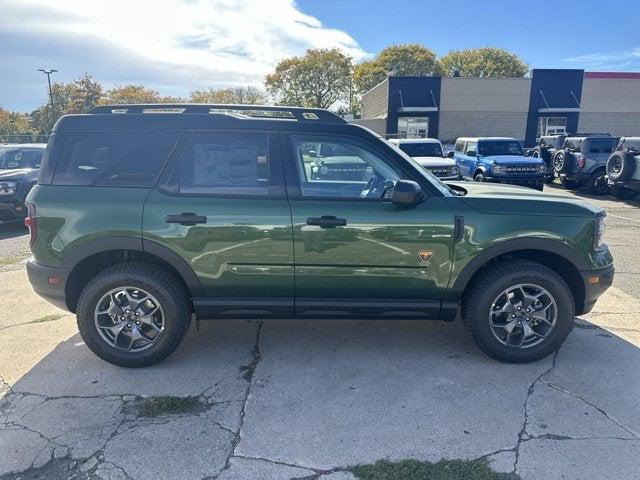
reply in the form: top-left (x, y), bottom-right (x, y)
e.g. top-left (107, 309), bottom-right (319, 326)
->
top-left (584, 72), bottom-right (640, 79)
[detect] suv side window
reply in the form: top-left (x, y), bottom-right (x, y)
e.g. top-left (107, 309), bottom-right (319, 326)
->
top-left (589, 139), bottom-right (614, 153)
top-left (53, 130), bottom-right (180, 186)
top-left (454, 139), bottom-right (465, 152)
top-left (291, 135), bottom-right (400, 199)
top-left (465, 142), bottom-right (478, 155)
top-left (178, 131), bottom-right (269, 195)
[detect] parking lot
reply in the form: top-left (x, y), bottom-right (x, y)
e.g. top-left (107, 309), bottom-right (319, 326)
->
top-left (0, 184), bottom-right (639, 480)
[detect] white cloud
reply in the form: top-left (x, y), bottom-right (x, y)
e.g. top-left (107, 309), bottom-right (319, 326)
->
top-left (0, 0), bottom-right (367, 111)
top-left (563, 47), bottom-right (640, 71)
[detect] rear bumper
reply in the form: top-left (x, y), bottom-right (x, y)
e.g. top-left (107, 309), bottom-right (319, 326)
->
top-left (578, 264), bottom-right (614, 315)
top-left (558, 172), bottom-right (589, 183)
top-left (607, 178), bottom-right (640, 190)
top-left (26, 258), bottom-right (71, 312)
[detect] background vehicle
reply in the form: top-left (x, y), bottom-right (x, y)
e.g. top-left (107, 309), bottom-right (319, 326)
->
top-left (553, 135), bottom-right (619, 194)
top-left (531, 134), bottom-right (566, 182)
top-left (388, 138), bottom-right (460, 180)
top-left (454, 137), bottom-right (546, 191)
top-left (0, 143), bottom-right (46, 221)
top-left (26, 104), bottom-right (613, 367)
top-left (606, 137), bottom-right (640, 200)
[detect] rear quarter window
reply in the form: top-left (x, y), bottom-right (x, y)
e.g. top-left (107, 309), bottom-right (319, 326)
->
top-left (52, 130), bottom-right (180, 187)
top-left (589, 139), bottom-right (614, 153)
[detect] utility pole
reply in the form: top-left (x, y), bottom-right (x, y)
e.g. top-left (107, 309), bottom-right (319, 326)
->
top-left (38, 68), bottom-right (58, 132)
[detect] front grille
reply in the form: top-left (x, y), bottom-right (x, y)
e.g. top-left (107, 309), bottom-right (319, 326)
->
top-left (501, 165), bottom-right (541, 174)
top-left (428, 167), bottom-right (452, 176)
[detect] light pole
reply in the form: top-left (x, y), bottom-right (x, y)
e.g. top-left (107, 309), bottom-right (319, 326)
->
top-left (38, 68), bottom-right (57, 132)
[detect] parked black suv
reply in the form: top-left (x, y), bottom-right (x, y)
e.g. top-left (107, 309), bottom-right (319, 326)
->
top-left (606, 137), bottom-right (640, 200)
top-left (0, 143), bottom-right (46, 221)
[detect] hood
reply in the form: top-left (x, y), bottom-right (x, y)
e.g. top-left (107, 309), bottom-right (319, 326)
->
top-left (0, 168), bottom-right (33, 179)
top-left (413, 157), bottom-right (456, 167)
top-left (483, 155), bottom-right (545, 165)
top-left (448, 181), bottom-right (602, 217)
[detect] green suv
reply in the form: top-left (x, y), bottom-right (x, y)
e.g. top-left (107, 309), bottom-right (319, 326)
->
top-left (25, 104), bottom-right (614, 367)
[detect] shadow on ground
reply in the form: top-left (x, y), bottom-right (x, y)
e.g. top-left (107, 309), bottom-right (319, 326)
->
top-left (1, 315), bottom-right (639, 480)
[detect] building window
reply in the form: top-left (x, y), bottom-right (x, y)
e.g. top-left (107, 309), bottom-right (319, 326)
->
top-left (537, 117), bottom-right (567, 137)
top-left (397, 116), bottom-right (429, 139)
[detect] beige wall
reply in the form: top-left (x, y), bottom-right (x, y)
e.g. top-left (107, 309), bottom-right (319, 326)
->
top-left (350, 118), bottom-right (387, 136)
top-left (578, 78), bottom-right (640, 135)
top-left (361, 80), bottom-right (389, 119)
top-left (440, 77), bottom-right (531, 113)
top-left (439, 112), bottom-right (527, 142)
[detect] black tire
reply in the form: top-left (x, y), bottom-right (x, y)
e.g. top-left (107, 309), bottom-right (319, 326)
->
top-left (474, 172), bottom-right (485, 182)
top-left (76, 262), bottom-right (192, 367)
top-left (606, 150), bottom-right (636, 182)
top-left (553, 150), bottom-right (574, 174)
top-left (534, 182), bottom-right (544, 192)
top-left (533, 146), bottom-right (552, 164)
top-left (586, 169), bottom-right (610, 195)
top-left (462, 260), bottom-right (575, 363)
top-left (560, 177), bottom-right (581, 190)
top-left (611, 185), bottom-right (639, 200)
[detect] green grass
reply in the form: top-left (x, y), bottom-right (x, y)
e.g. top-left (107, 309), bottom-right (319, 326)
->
top-left (136, 396), bottom-right (206, 417)
top-left (30, 314), bottom-right (65, 324)
top-left (349, 459), bottom-right (519, 480)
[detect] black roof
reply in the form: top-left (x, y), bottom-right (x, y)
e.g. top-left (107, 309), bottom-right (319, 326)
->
top-left (54, 104), bottom-right (354, 134)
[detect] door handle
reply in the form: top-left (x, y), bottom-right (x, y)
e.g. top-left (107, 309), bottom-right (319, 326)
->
top-left (306, 216), bottom-right (347, 229)
top-left (165, 212), bottom-right (207, 226)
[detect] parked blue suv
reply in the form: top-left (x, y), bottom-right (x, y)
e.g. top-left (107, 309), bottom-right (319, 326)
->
top-left (453, 137), bottom-right (546, 191)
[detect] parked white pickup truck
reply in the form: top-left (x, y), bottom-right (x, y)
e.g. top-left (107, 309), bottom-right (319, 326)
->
top-left (388, 138), bottom-right (461, 180)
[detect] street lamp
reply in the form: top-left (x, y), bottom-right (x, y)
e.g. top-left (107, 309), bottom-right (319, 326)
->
top-left (38, 68), bottom-right (58, 132)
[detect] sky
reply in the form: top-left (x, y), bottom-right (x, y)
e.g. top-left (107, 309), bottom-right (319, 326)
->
top-left (1, 0), bottom-right (638, 112)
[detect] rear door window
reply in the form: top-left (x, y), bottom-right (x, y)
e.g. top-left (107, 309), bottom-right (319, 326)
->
top-left (178, 131), bottom-right (270, 195)
top-left (53, 130), bottom-right (180, 186)
top-left (589, 139), bottom-right (614, 153)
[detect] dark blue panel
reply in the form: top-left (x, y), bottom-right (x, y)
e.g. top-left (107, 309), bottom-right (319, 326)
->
top-left (386, 77), bottom-right (441, 139)
top-left (525, 69), bottom-right (584, 147)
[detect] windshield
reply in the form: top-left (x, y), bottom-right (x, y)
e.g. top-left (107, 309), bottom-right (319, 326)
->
top-left (398, 142), bottom-right (443, 158)
top-left (0, 148), bottom-right (44, 169)
top-left (478, 141), bottom-right (524, 156)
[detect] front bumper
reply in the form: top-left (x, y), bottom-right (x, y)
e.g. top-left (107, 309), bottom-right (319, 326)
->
top-left (0, 197), bottom-right (26, 221)
top-left (26, 258), bottom-right (71, 312)
top-left (577, 264), bottom-right (614, 315)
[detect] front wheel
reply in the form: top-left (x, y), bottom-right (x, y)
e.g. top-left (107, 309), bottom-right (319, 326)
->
top-left (474, 172), bottom-right (485, 182)
top-left (462, 260), bottom-right (575, 363)
top-left (76, 262), bottom-right (192, 367)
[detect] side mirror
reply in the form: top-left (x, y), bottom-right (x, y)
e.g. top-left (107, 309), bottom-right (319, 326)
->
top-left (446, 151), bottom-right (455, 158)
top-left (391, 179), bottom-right (425, 206)
top-left (466, 150), bottom-right (476, 157)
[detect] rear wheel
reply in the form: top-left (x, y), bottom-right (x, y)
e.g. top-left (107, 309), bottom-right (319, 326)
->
top-left (586, 170), bottom-right (610, 195)
top-left (474, 172), bottom-right (485, 182)
top-left (76, 262), bottom-right (192, 367)
top-left (462, 260), bottom-right (574, 363)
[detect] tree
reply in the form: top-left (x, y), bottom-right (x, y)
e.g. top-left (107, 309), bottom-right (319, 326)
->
top-left (439, 47), bottom-right (529, 77)
top-left (0, 108), bottom-right (32, 137)
top-left (100, 84), bottom-right (162, 104)
top-left (189, 86), bottom-right (267, 105)
top-left (265, 48), bottom-right (352, 109)
top-left (65, 74), bottom-right (103, 113)
top-left (352, 44), bottom-right (441, 94)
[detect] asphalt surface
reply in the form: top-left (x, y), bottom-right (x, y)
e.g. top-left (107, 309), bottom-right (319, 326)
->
top-left (0, 185), bottom-right (639, 480)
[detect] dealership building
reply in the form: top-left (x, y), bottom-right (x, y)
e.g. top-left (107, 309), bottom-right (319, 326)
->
top-left (354, 69), bottom-right (640, 146)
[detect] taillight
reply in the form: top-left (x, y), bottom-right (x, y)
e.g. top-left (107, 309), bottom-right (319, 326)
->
top-left (24, 203), bottom-right (37, 245)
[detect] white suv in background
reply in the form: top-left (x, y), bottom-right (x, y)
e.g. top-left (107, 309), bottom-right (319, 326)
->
top-left (388, 138), bottom-right (461, 180)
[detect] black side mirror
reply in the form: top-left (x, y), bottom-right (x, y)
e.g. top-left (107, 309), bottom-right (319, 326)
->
top-left (391, 180), bottom-right (425, 206)
top-left (446, 151), bottom-right (455, 158)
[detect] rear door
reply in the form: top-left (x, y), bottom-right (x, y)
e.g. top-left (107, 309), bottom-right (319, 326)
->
top-left (282, 132), bottom-right (455, 318)
top-left (143, 129), bottom-right (294, 318)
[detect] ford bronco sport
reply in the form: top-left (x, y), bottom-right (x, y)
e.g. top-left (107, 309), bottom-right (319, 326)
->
top-left (0, 143), bottom-right (46, 221)
top-left (606, 137), bottom-right (640, 200)
top-left (26, 104), bottom-right (613, 367)
top-left (453, 137), bottom-right (546, 191)
top-left (553, 135), bottom-right (618, 194)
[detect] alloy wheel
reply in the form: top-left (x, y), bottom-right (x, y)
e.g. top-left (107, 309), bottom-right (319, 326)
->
top-left (489, 283), bottom-right (557, 349)
top-left (94, 287), bottom-right (165, 352)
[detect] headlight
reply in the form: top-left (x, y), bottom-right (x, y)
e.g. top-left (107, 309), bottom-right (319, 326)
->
top-left (450, 166), bottom-right (460, 176)
top-left (594, 214), bottom-right (606, 250)
top-left (0, 181), bottom-right (17, 195)
top-left (492, 165), bottom-right (504, 174)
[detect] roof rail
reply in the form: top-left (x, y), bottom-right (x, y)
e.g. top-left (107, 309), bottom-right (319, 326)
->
top-left (89, 104), bottom-right (347, 123)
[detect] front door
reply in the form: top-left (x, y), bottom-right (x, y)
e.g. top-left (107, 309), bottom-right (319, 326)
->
top-left (282, 133), bottom-right (454, 318)
top-left (143, 130), bottom-right (294, 317)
